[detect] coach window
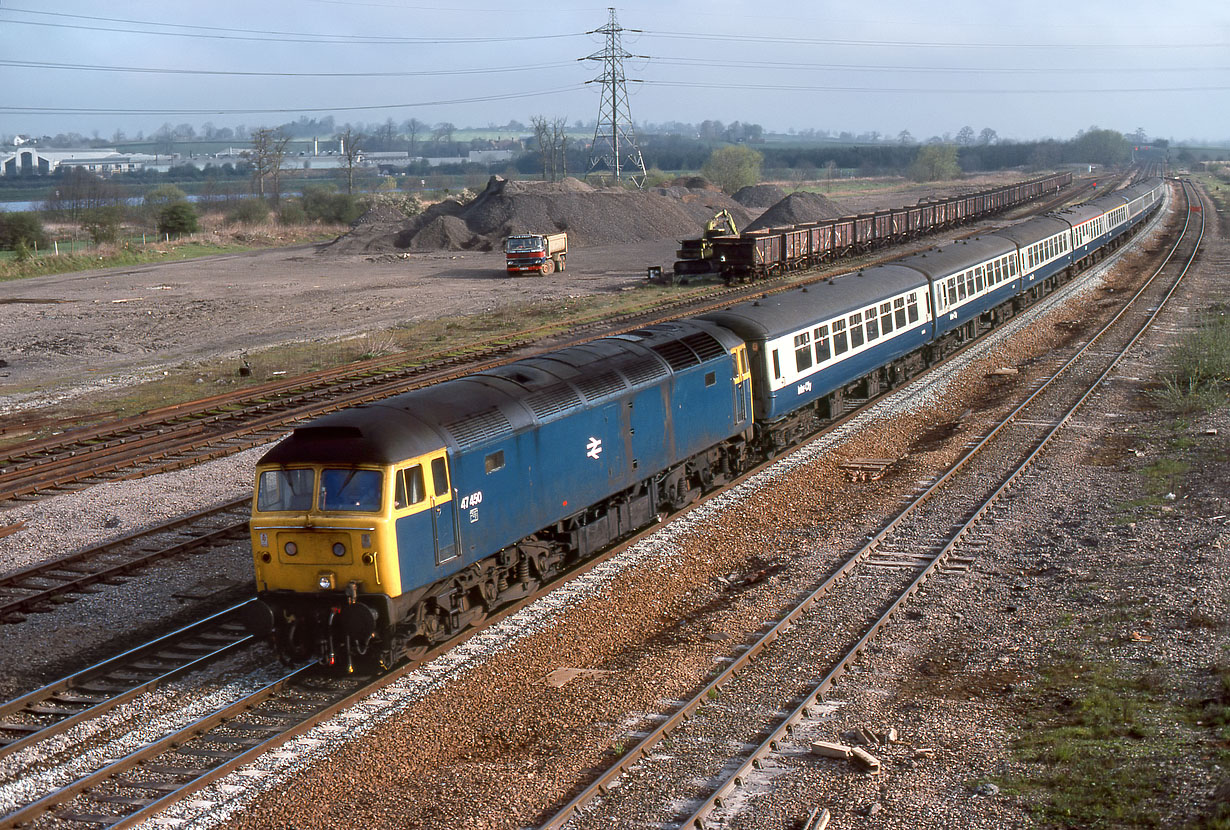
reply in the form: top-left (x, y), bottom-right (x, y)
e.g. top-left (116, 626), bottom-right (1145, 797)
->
top-left (849, 312), bottom-right (864, 348)
top-left (430, 457), bottom-right (449, 498)
top-left (772, 349), bottom-right (781, 380)
top-left (813, 325), bottom-right (831, 363)
top-left (880, 302), bottom-right (894, 333)
top-left (832, 319), bottom-right (848, 356)
top-left (864, 307), bottom-right (879, 341)
top-left (907, 293), bottom-right (920, 323)
top-left (965, 270), bottom-right (976, 297)
top-left (894, 298), bottom-right (907, 328)
top-left (974, 266), bottom-right (985, 292)
top-left (794, 332), bottom-right (813, 372)
top-left (1009, 256), bottom-right (1017, 276)
top-left (395, 464), bottom-right (426, 509)
top-left (956, 276), bottom-right (967, 301)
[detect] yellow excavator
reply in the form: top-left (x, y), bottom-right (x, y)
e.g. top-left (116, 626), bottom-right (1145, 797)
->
top-left (673, 209), bottom-right (739, 276)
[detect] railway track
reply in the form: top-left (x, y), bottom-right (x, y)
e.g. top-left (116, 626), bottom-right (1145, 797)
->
top-left (0, 179), bottom-right (1187, 830)
top-left (0, 177), bottom-right (1084, 507)
top-left (537, 179), bottom-right (1201, 829)
top-left (0, 499), bottom-right (250, 624)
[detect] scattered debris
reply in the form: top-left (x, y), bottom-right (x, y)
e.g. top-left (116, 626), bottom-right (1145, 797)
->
top-left (839, 457), bottom-right (900, 482)
top-left (543, 667), bottom-right (612, 688)
top-left (800, 806), bottom-right (831, 830)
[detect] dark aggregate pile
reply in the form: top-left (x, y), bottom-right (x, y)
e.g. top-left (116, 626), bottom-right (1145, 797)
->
top-left (732, 183), bottom-right (786, 208)
top-left (325, 176), bottom-right (758, 255)
top-left (745, 191), bottom-right (845, 231)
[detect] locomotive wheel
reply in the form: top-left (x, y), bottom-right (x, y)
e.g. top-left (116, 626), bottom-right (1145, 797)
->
top-left (542, 258), bottom-right (555, 275)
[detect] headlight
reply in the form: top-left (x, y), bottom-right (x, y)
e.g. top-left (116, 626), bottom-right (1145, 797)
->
top-left (284, 541), bottom-right (298, 556)
top-left (332, 542), bottom-right (346, 557)
top-left (317, 572), bottom-right (335, 590)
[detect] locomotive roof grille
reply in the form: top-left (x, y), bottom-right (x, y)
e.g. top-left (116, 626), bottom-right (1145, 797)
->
top-left (618, 356), bottom-right (669, 386)
top-left (443, 407), bottom-right (513, 449)
top-left (651, 340), bottom-right (700, 371)
top-left (682, 331), bottom-right (728, 362)
top-left (525, 383), bottom-right (583, 419)
top-left (575, 369), bottom-right (627, 401)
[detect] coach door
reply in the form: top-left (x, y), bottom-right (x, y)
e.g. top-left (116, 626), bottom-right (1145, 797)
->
top-left (425, 451), bottom-right (457, 564)
top-left (732, 345), bottom-right (752, 425)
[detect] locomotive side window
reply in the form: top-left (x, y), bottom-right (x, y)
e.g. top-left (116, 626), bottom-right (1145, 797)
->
top-left (484, 450), bottom-right (505, 474)
top-left (431, 457), bottom-right (449, 497)
top-left (321, 468), bottom-right (384, 513)
top-left (832, 319), bottom-right (848, 355)
top-left (813, 325), bottom-right (830, 363)
top-left (880, 302), bottom-right (894, 333)
top-left (257, 468), bottom-right (314, 512)
top-left (864, 307), bottom-right (879, 341)
top-left (705, 371), bottom-right (717, 386)
top-left (849, 312), bottom-right (864, 349)
top-left (396, 464), bottom-right (426, 508)
top-left (794, 332), bottom-right (812, 372)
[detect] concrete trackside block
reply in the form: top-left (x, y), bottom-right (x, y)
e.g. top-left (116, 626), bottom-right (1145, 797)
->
top-left (809, 740), bottom-right (853, 759)
top-left (850, 746), bottom-right (881, 774)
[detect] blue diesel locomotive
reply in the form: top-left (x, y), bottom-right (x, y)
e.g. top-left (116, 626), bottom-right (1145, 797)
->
top-left (245, 178), bottom-right (1165, 670)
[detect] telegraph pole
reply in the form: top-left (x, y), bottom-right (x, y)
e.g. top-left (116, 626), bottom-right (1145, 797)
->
top-left (583, 8), bottom-right (647, 187)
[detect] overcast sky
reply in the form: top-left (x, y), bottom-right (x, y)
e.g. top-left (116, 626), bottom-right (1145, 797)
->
top-left (3, 0), bottom-right (1228, 144)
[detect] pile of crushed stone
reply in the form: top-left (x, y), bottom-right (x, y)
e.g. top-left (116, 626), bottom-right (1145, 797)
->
top-left (323, 176), bottom-right (758, 255)
top-left (745, 191), bottom-right (846, 231)
top-left (732, 184), bottom-right (786, 208)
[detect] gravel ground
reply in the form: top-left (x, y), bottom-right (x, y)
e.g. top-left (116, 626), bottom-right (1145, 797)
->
top-left (2, 179), bottom-right (1224, 829)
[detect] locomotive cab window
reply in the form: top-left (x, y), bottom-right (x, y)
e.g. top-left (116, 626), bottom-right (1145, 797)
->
top-left (396, 464), bottom-right (426, 509)
top-left (484, 450), bottom-right (505, 474)
top-left (257, 468), bottom-right (314, 512)
top-left (320, 468), bottom-right (384, 513)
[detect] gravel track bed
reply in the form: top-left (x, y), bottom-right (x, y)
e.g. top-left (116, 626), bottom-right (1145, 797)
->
top-left (106, 192), bottom-right (1188, 829)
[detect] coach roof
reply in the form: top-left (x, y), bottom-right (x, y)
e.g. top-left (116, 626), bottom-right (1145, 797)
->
top-left (698, 264), bottom-right (928, 340)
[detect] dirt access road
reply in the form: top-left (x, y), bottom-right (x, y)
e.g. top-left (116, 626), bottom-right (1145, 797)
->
top-left (0, 239), bottom-right (676, 414)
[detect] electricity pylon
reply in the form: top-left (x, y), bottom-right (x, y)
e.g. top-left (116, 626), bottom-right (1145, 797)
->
top-left (584, 7), bottom-right (647, 188)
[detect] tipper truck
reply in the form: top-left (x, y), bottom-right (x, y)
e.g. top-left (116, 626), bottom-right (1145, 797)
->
top-left (504, 232), bottom-right (567, 275)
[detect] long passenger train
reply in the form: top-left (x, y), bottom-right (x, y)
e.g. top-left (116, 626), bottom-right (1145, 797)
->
top-left (243, 177), bottom-right (1166, 670)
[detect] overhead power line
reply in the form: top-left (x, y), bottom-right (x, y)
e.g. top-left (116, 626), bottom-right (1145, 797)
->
top-left (0, 85), bottom-right (583, 117)
top-left (0, 58), bottom-right (575, 78)
top-left (640, 29), bottom-right (1226, 50)
top-left (0, 7), bottom-right (582, 44)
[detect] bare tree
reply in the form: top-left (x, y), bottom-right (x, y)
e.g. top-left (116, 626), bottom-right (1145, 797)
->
top-left (432, 122), bottom-right (456, 151)
top-left (532, 116), bottom-right (570, 182)
top-left (551, 117), bottom-right (569, 181)
top-left (338, 128), bottom-right (363, 195)
top-left (956, 125), bottom-right (976, 146)
top-left (403, 118), bottom-right (425, 155)
top-left (246, 127), bottom-right (290, 205)
top-left (979, 127), bottom-right (998, 146)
